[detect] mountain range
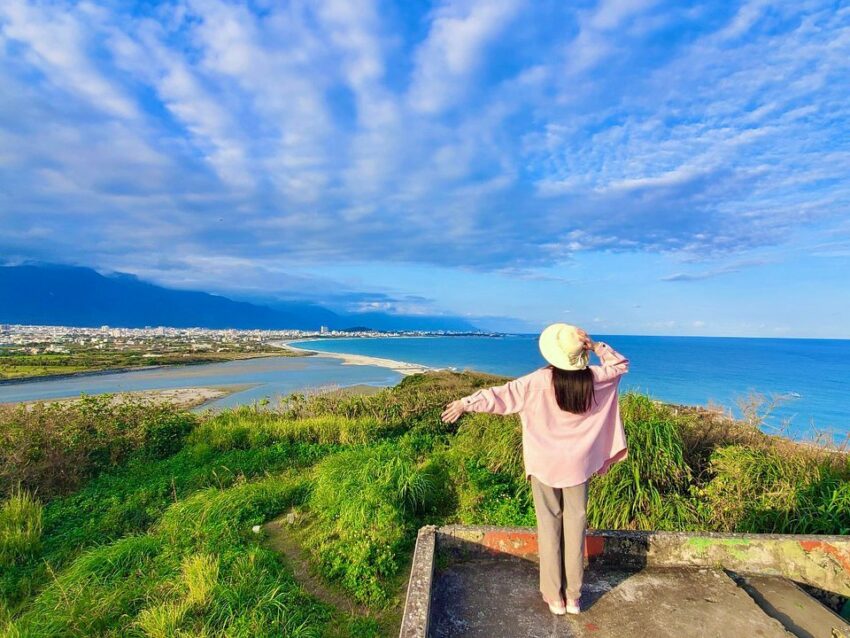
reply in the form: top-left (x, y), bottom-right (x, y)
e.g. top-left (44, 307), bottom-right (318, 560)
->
top-left (0, 264), bottom-right (477, 332)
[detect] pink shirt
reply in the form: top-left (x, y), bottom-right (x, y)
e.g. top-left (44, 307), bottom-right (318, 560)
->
top-left (460, 343), bottom-right (629, 488)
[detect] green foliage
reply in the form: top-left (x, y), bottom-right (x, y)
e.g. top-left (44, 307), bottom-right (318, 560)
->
top-left (1, 371), bottom-right (847, 637)
top-left (588, 394), bottom-right (700, 530)
top-left (0, 427), bottom-right (329, 616)
top-left (0, 346), bottom-right (295, 381)
top-left (701, 445), bottom-right (850, 534)
top-left (6, 476), bottom-right (326, 638)
top-left (453, 413), bottom-right (524, 478)
top-left (448, 413), bottom-right (534, 526)
top-left (0, 395), bottom-right (196, 498)
top-left (280, 370), bottom-right (505, 430)
top-left (191, 410), bottom-right (394, 451)
top-left (0, 490), bottom-right (43, 567)
top-left (307, 442), bottom-right (449, 606)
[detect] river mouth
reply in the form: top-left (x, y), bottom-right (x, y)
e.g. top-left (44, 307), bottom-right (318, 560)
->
top-left (0, 354), bottom-right (403, 409)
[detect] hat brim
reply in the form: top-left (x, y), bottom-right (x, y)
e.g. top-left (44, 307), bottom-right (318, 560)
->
top-left (538, 324), bottom-right (588, 371)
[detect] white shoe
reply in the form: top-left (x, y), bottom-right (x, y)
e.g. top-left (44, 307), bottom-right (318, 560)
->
top-left (548, 601), bottom-right (567, 615)
top-left (565, 598), bottom-right (581, 615)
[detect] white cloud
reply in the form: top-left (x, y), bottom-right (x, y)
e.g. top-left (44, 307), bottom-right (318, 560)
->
top-left (0, 0), bottom-right (848, 291)
top-left (0, 0), bottom-right (137, 118)
top-left (408, 0), bottom-right (523, 114)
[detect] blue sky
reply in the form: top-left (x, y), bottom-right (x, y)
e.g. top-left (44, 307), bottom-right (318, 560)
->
top-left (1, 0), bottom-right (848, 337)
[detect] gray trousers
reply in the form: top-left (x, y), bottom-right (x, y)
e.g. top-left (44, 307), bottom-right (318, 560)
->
top-left (530, 475), bottom-right (588, 602)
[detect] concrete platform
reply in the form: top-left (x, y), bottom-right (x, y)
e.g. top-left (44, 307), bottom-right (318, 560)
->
top-left (738, 575), bottom-right (850, 638)
top-left (429, 557), bottom-right (792, 638)
top-left (399, 526), bottom-right (850, 638)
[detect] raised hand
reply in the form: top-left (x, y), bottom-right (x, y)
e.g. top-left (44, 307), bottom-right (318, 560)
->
top-left (575, 327), bottom-right (594, 351)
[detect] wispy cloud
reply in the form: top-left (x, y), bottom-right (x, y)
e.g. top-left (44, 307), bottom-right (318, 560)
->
top-left (661, 258), bottom-right (773, 282)
top-left (0, 0), bottom-right (848, 309)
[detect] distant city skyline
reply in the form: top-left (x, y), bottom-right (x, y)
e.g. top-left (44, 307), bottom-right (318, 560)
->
top-left (1, 1), bottom-right (848, 338)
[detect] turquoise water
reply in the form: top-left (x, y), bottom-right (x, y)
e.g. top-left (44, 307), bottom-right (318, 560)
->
top-left (0, 355), bottom-right (401, 410)
top-left (299, 335), bottom-right (849, 440)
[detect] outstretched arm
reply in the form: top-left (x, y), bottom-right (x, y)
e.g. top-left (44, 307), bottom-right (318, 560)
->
top-left (441, 375), bottom-right (530, 423)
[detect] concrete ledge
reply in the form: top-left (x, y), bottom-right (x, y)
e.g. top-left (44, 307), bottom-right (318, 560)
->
top-left (400, 526), bottom-right (850, 637)
top-left (436, 526), bottom-right (850, 596)
top-left (399, 525), bottom-right (437, 638)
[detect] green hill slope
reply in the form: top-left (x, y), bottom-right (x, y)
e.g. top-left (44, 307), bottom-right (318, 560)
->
top-left (1, 372), bottom-right (848, 637)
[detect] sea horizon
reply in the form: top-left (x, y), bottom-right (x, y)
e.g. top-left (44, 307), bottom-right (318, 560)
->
top-left (297, 334), bottom-right (849, 442)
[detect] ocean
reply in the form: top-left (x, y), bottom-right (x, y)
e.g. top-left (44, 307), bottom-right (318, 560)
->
top-left (299, 335), bottom-right (849, 441)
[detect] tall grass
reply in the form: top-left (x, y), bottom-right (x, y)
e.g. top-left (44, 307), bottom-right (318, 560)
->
top-left (280, 370), bottom-right (504, 429)
top-left (191, 411), bottom-right (393, 451)
top-left (702, 445), bottom-right (850, 534)
top-left (0, 395), bottom-right (196, 498)
top-left (1, 371), bottom-right (847, 637)
top-left (5, 476), bottom-right (327, 637)
top-left (452, 413), bottom-right (524, 478)
top-left (588, 394), bottom-right (699, 530)
top-left (0, 490), bottom-right (43, 567)
top-left (307, 442), bottom-right (449, 606)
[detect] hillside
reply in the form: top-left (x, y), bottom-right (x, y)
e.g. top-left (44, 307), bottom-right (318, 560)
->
top-left (1, 372), bottom-right (848, 636)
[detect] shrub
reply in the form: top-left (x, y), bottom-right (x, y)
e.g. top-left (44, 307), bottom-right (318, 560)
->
top-left (0, 490), bottom-right (43, 567)
top-left (0, 395), bottom-right (196, 498)
top-left (588, 395), bottom-right (699, 530)
top-left (701, 445), bottom-right (850, 534)
top-left (190, 411), bottom-right (391, 451)
top-left (306, 443), bottom-right (448, 606)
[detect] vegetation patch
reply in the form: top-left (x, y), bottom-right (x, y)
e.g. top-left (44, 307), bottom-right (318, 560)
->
top-left (0, 370), bottom-right (847, 636)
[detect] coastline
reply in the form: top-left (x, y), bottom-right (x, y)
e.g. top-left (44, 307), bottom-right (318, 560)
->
top-left (271, 340), bottom-right (432, 377)
top-left (0, 364), bottom-right (165, 386)
top-left (0, 351), bottom-right (303, 386)
top-left (0, 385), bottom-right (245, 411)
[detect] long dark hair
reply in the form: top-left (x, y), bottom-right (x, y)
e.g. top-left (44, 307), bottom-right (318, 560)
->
top-left (550, 366), bottom-right (595, 414)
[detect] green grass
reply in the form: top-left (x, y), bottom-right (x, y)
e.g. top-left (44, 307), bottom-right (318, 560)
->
top-left (588, 395), bottom-right (699, 530)
top-left (1, 371), bottom-right (847, 636)
top-left (0, 347), bottom-right (299, 381)
top-left (0, 491), bottom-right (43, 568)
top-left (306, 441), bottom-right (450, 606)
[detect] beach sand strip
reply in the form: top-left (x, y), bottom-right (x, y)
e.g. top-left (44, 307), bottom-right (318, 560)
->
top-left (271, 341), bottom-right (432, 376)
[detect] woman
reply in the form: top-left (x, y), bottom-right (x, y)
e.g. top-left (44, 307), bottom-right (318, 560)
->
top-left (441, 324), bottom-right (629, 616)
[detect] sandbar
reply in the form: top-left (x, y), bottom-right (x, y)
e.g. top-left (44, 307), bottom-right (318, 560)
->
top-left (271, 340), bottom-right (432, 376)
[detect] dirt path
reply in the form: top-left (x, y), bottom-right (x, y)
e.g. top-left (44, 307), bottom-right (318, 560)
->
top-left (262, 514), bottom-right (369, 617)
top-left (262, 513), bottom-right (407, 635)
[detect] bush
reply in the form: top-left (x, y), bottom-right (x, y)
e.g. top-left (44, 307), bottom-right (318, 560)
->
top-left (588, 394), bottom-right (700, 530)
top-left (0, 490), bottom-right (43, 567)
top-left (0, 395), bottom-right (196, 498)
top-left (307, 443), bottom-right (448, 606)
top-left (702, 445), bottom-right (850, 534)
top-left (190, 411), bottom-right (392, 451)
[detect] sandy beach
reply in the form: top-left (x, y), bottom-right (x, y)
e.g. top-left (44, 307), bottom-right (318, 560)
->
top-left (3, 386), bottom-right (232, 410)
top-left (272, 340), bottom-right (432, 376)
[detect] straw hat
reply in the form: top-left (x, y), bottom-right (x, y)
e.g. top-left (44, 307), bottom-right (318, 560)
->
top-left (538, 323), bottom-right (589, 371)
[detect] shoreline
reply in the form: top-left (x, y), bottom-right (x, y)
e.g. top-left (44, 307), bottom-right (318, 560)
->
top-left (271, 340), bottom-right (432, 377)
top-left (0, 385), bottom-right (246, 411)
top-left (0, 351), bottom-right (301, 386)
